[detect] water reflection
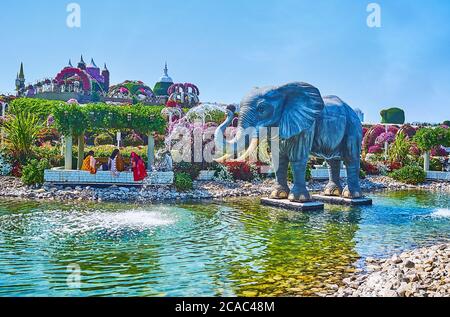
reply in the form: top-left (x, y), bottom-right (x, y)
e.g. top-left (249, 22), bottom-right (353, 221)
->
top-left (0, 191), bottom-right (449, 297)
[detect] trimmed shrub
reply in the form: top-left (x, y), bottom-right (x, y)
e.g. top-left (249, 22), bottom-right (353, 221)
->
top-left (390, 165), bottom-right (426, 185)
top-left (94, 133), bottom-right (114, 146)
top-left (175, 172), bottom-right (193, 192)
top-left (21, 159), bottom-right (51, 186)
top-left (380, 108), bottom-right (405, 124)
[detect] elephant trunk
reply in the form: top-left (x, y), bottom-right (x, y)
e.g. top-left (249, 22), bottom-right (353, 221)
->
top-left (214, 108), bottom-right (259, 163)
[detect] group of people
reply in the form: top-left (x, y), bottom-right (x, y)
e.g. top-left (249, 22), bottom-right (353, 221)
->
top-left (81, 150), bottom-right (148, 181)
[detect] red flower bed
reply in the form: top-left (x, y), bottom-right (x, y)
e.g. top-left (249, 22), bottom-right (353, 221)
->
top-left (224, 161), bottom-right (253, 181)
top-left (362, 161), bottom-right (379, 175)
top-left (224, 161), bottom-right (265, 181)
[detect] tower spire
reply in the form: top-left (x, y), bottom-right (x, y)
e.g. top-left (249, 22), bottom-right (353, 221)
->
top-left (90, 58), bottom-right (97, 68)
top-left (164, 62), bottom-right (168, 76)
top-left (19, 63), bottom-right (25, 79)
top-left (78, 55), bottom-right (86, 70)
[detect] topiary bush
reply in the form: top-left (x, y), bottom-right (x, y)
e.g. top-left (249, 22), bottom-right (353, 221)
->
top-left (390, 165), bottom-right (426, 185)
top-left (94, 133), bottom-right (114, 146)
top-left (21, 159), bottom-right (51, 186)
top-left (380, 108), bottom-right (405, 124)
top-left (175, 172), bottom-right (193, 192)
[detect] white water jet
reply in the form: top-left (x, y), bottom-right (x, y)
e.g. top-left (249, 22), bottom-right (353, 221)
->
top-left (431, 208), bottom-right (450, 218)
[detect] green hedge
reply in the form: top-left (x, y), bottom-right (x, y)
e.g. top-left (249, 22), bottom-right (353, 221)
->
top-left (9, 98), bottom-right (60, 119)
top-left (175, 172), bottom-right (193, 192)
top-left (9, 98), bottom-right (167, 136)
top-left (390, 165), bottom-right (426, 185)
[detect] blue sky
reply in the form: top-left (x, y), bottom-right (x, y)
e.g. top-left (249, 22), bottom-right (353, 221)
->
top-left (0, 0), bottom-right (449, 123)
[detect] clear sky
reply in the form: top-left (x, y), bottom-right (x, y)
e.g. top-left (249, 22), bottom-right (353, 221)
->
top-left (0, 0), bottom-right (449, 123)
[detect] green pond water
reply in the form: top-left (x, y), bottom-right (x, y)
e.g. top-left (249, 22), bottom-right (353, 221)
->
top-left (0, 191), bottom-right (449, 297)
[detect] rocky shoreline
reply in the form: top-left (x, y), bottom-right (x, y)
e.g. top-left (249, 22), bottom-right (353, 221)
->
top-left (0, 175), bottom-right (449, 203)
top-left (333, 244), bottom-right (450, 297)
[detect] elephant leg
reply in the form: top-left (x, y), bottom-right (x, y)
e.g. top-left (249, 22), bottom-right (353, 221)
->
top-left (270, 155), bottom-right (290, 199)
top-left (342, 160), bottom-right (362, 199)
top-left (323, 160), bottom-right (343, 196)
top-left (288, 159), bottom-right (311, 203)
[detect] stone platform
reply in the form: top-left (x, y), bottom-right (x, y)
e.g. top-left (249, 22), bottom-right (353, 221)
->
top-left (312, 195), bottom-right (373, 206)
top-left (260, 198), bottom-right (324, 211)
top-left (44, 168), bottom-right (174, 186)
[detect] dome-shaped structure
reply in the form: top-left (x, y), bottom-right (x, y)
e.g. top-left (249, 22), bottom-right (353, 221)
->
top-left (153, 63), bottom-right (173, 96)
top-left (108, 80), bottom-right (155, 100)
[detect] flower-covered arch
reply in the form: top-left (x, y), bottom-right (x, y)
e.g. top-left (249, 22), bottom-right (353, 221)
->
top-left (55, 68), bottom-right (91, 92)
top-left (108, 80), bottom-right (155, 100)
top-left (168, 83), bottom-right (200, 108)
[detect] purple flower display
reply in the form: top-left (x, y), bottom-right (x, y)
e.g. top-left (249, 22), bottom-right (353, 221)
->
top-left (375, 132), bottom-right (396, 145)
top-left (368, 145), bottom-right (383, 154)
top-left (431, 146), bottom-right (448, 157)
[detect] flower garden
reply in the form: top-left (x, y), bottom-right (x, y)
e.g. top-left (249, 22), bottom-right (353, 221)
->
top-left (0, 97), bottom-right (449, 192)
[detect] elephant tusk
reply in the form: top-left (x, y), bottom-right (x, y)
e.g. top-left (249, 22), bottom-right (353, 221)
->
top-left (258, 139), bottom-right (272, 164)
top-left (214, 154), bottom-right (233, 163)
top-left (232, 138), bottom-right (259, 162)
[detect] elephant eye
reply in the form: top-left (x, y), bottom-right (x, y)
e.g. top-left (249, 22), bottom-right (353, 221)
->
top-left (257, 103), bottom-right (266, 114)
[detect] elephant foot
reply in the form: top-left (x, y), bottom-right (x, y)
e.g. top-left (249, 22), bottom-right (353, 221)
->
top-left (270, 186), bottom-right (290, 200)
top-left (323, 182), bottom-right (343, 197)
top-left (342, 186), bottom-right (362, 199)
top-left (288, 187), bottom-right (312, 203)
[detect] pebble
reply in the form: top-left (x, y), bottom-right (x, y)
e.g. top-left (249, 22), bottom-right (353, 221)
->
top-left (333, 244), bottom-right (450, 297)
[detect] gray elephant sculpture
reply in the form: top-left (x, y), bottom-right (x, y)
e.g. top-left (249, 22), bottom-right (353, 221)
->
top-left (214, 82), bottom-right (363, 202)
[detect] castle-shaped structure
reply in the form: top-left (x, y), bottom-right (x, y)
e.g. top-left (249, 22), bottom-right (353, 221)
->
top-left (13, 59), bottom-right (194, 106)
top-left (16, 56), bottom-right (110, 103)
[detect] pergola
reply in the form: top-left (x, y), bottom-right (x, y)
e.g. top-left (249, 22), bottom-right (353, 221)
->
top-left (53, 102), bottom-right (166, 170)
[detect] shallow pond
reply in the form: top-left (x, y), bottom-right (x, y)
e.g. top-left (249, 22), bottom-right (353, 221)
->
top-left (0, 191), bottom-right (449, 297)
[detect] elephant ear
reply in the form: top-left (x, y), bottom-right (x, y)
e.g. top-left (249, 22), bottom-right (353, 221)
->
top-left (276, 82), bottom-right (324, 139)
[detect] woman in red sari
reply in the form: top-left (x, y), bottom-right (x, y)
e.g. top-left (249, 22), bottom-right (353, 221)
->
top-left (130, 152), bottom-right (148, 181)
